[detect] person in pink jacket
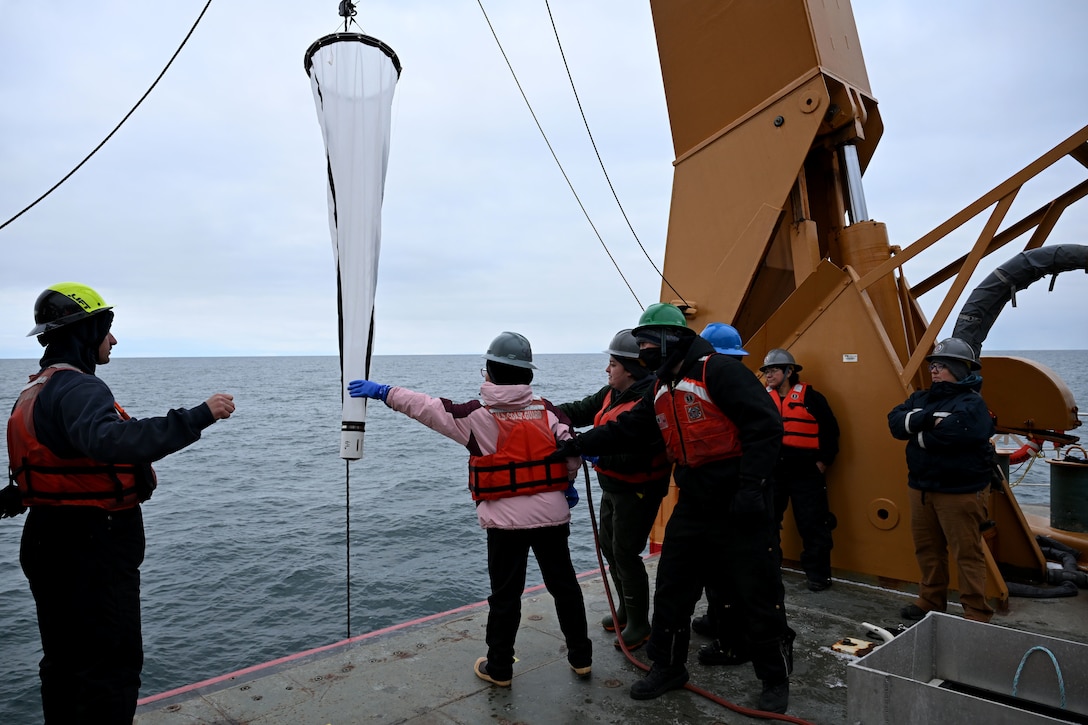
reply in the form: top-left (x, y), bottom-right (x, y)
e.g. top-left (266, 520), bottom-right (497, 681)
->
top-left (348, 331), bottom-right (592, 687)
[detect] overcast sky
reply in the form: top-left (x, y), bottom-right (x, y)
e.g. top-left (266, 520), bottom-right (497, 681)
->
top-left (2, 0), bottom-right (1086, 360)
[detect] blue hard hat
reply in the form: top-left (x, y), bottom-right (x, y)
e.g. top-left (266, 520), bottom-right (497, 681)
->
top-left (700, 322), bottom-right (748, 356)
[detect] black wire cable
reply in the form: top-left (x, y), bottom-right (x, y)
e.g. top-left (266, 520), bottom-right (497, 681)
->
top-left (346, 459), bottom-right (352, 638)
top-left (0, 0), bottom-right (215, 233)
top-left (541, 1), bottom-right (689, 309)
top-left (476, 0), bottom-right (645, 310)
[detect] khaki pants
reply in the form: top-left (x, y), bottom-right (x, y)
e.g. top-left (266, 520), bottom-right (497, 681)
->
top-left (908, 487), bottom-right (993, 622)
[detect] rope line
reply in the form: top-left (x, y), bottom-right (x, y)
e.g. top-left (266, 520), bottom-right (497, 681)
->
top-left (476, 0), bottom-right (645, 310)
top-left (0, 0), bottom-right (215, 233)
top-left (1012, 645), bottom-right (1066, 708)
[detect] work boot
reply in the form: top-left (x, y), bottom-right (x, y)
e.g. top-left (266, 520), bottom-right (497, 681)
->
top-left (473, 657), bottom-right (512, 687)
top-left (614, 587), bottom-right (651, 651)
top-left (697, 640), bottom-right (751, 666)
top-left (690, 613), bottom-right (713, 637)
top-left (758, 679), bottom-right (789, 713)
top-left (629, 662), bottom-right (689, 700)
top-left (900, 603), bottom-right (927, 621)
top-left (568, 661), bottom-right (592, 679)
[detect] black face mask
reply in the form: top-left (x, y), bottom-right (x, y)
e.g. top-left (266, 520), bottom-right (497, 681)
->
top-left (639, 347), bottom-right (663, 371)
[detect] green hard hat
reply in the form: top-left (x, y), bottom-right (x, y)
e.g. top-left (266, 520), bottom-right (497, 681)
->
top-left (632, 303), bottom-right (690, 338)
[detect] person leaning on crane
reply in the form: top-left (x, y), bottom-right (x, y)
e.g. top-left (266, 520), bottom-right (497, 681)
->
top-left (4, 282), bottom-right (235, 724)
top-left (556, 329), bottom-right (671, 652)
top-left (347, 331), bottom-right (593, 687)
top-left (759, 348), bottom-right (840, 592)
top-left (887, 337), bottom-right (995, 623)
top-left (549, 304), bottom-right (794, 714)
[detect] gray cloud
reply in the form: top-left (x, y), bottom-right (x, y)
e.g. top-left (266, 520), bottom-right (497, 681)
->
top-left (2, 0), bottom-right (1086, 360)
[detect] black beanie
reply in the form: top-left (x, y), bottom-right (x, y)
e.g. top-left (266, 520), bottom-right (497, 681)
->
top-left (486, 360), bottom-right (533, 386)
top-left (943, 359), bottom-right (971, 381)
top-left (39, 310), bottom-right (114, 374)
top-left (617, 356), bottom-right (650, 380)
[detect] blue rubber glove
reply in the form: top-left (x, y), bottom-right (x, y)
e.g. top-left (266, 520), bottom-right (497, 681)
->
top-left (565, 483), bottom-right (580, 508)
top-left (347, 379), bottom-right (390, 402)
top-left (582, 455), bottom-right (600, 466)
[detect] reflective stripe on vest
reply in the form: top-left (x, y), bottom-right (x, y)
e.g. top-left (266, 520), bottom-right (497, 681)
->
top-left (7, 366), bottom-right (154, 510)
top-left (769, 383), bottom-right (819, 450)
top-left (653, 357), bottom-right (742, 467)
top-left (468, 401), bottom-right (570, 501)
top-left (591, 389), bottom-right (671, 483)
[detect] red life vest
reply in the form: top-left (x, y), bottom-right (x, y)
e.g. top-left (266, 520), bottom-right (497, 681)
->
top-left (769, 383), bottom-right (819, 450)
top-left (593, 389), bottom-right (671, 483)
top-left (653, 357), bottom-right (742, 467)
top-left (7, 366), bottom-right (156, 510)
top-left (468, 399), bottom-right (570, 501)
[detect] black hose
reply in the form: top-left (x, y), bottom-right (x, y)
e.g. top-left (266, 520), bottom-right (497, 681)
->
top-left (952, 244), bottom-right (1088, 354)
top-left (1007, 580), bottom-right (1079, 598)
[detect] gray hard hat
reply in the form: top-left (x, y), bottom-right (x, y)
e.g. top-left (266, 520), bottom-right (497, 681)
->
top-left (760, 348), bottom-right (802, 372)
top-left (483, 331), bottom-right (537, 369)
top-left (604, 329), bottom-right (640, 359)
top-left (926, 337), bottom-right (980, 371)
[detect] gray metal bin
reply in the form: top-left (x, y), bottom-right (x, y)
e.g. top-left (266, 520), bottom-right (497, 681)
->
top-left (848, 613), bottom-right (1087, 723)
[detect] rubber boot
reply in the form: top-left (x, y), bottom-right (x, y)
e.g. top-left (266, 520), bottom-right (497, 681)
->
top-left (601, 576), bottom-right (626, 632)
top-left (615, 585), bottom-right (651, 651)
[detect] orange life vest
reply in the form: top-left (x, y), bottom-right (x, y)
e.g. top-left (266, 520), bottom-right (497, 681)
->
top-left (593, 389), bottom-right (671, 483)
top-left (769, 383), bottom-right (819, 450)
top-left (653, 357), bottom-right (742, 467)
top-left (7, 365), bottom-right (156, 510)
top-left (468, 400), bottom-right (570, 501)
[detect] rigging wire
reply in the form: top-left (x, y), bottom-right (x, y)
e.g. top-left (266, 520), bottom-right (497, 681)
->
top-left (475, 0), bottom-right (645, 310)
top-left (345, 460), bottom-right (352, 638)
top-left (541, 1), bottom-right (689, 310)
top-left (0, 0), bottom-right (215, 233)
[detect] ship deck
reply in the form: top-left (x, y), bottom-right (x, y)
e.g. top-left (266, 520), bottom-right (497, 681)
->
top-left (135, 527), bottom-right (1088, 725)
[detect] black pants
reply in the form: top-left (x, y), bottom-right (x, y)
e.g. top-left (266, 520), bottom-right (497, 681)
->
top-left (484, 524), bottom-right (591, 679)
top-left (774, 462), bottom-right (834, 582)
top-left (21, 505), bottom-right (145, 724)
top-left (598, 486), bottom-right (666, 607)
top-left (647, 480), bottom-right (791, 683)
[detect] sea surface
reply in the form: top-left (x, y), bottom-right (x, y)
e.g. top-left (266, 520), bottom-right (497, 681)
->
top-left (1, 350), bottom-right (1085, 723)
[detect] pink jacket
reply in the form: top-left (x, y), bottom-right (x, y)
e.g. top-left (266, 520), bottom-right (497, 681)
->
top-left (385, 382), bottom-right (580, 530)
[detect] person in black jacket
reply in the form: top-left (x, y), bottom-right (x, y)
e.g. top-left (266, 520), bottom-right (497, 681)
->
top-left (557, 329), bottom-right (671, 651)
top-left (887, 337), bottom-right (995, 623)
top-left (759, 349), bottom-right (840, 592)
top-left (552, 304), bottom-right (793, 713)
top-left (6, 283), bottom-right (235, 724)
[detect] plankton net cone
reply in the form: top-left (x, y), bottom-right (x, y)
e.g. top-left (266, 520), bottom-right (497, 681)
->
top-left (304, 31), bottom-right (401, 459)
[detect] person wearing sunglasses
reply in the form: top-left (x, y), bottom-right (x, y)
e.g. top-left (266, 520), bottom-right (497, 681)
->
top-left (887, 337), bottom-right (995, 624)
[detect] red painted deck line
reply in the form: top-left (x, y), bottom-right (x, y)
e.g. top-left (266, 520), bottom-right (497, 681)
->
top-left (138, 565), bottom-right (608, 706)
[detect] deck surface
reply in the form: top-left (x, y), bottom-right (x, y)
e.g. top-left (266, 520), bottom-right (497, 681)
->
top-left (134, 551), bottom-right (1088, 725)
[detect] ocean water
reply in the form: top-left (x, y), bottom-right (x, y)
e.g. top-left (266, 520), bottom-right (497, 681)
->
top-left (1, 350), bottom-right (1085, 723)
